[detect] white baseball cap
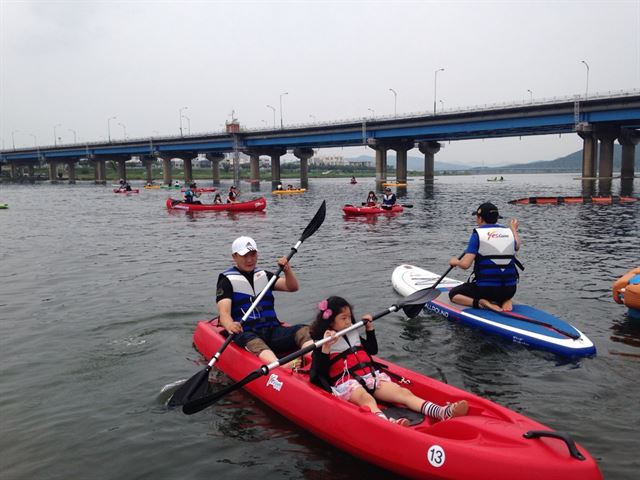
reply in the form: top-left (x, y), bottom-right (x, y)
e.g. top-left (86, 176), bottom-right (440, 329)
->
top-left (231, 236), bottom-right (258, 256)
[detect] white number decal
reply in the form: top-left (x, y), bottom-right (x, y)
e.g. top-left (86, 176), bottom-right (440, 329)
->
top-left (427, 445), bottom-right (445, 468)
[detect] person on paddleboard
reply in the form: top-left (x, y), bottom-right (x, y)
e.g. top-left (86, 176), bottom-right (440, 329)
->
top-left (448, 202), bottom-right (522, 312)
top-left (381, 187), bottom-right (396, 209)
top-left (216, 236), bottom-right (313, 366)
top-left (309, 296), bottom-right (468, 426)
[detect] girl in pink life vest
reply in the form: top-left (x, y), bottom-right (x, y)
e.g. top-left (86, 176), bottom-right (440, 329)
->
top-left (309, 296), bottom-right (468, 426)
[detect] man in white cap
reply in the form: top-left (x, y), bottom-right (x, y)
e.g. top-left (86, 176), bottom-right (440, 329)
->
top-left (216, 236), bottom-right (312, 364)
top-left (448, 202), bottom-right (522, 312)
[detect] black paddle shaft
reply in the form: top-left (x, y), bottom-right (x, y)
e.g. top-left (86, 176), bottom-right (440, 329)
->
top-left (182, 288), bottom-right (439, 415)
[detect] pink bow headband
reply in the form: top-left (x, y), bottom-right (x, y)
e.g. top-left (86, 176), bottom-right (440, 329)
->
top-left (318, 299), bottom-right (333, 320)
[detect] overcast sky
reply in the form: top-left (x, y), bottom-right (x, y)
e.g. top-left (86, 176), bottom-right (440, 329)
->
top-left (1, 0), bottom-right (639, 166)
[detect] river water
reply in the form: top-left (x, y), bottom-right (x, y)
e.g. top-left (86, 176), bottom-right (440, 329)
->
top-left (0, 174), bottom-right (638, 479)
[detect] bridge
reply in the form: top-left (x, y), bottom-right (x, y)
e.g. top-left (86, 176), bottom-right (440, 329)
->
top-left (2, 90), bottom-right (639, 188)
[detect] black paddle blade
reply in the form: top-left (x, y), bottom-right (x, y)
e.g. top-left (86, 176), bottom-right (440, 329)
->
top-left (167, 367), bottom-right (210, 407)
top-left (300, 201), bottom-right (326, 242)
top-left (398, 288), bottom-right (440, 318)
top-left (183, 369), bottom-right (264, 415)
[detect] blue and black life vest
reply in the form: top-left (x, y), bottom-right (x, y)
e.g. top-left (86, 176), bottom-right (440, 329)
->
top-left (222, 267), bottom-right (280, 330)
top-left (473, 226), bottom-right (521, 287)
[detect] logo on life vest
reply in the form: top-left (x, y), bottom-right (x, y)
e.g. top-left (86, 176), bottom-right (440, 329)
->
top-left (266, 374), bottom-right (283, 391)
top-left (486, 230), bottom-right (509, 240)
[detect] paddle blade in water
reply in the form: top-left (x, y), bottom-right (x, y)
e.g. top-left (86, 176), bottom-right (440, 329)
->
top-left (167, 367), bottom-right (210, 407)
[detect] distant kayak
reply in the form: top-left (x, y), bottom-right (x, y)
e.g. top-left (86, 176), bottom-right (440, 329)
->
top-left (487, 177), bottom-right (505, 182)
top-left (179, 187), bottom-right (217, 193)
top-left (272, 188), bottom-right (306, 195)
top-left (509, 196), bottom-right (638, 205)
top-left (166, 197), bottom-right (266, 212)
top-left (343, 204), bottom-right (403, 215)
top-left (161, 184), bottom-right (182, 189)
top-left (143, 185), bottom-right (161, 189)
top-left (392, 264), bottom-right (596, 358)
top-left (0, 203), bottom-right (8, 209)
top-left (113, 188), bottom-right (139, 194)
top-left (382, 182), bottom-right (407, 187)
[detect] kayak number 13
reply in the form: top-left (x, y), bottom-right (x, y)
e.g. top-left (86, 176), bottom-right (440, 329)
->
top-left (427, 444), bottom-right (446, 468)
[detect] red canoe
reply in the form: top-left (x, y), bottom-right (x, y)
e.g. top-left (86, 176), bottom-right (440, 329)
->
top-left (179, 187), bottom-right (217, 193)
top-left (113, 188), bottom-right (140, 194)
top-left (509, 196), bottom-right (638, 205)
top-left (343, 204), bottom-right (404, 215)
top-left (189, 319), bottom-right (602, 480)
top-left (166, 197), bottom-right (266, 212)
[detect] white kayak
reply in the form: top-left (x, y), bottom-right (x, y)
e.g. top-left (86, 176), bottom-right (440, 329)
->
top-left (392, 264), bottom-right (596, 358)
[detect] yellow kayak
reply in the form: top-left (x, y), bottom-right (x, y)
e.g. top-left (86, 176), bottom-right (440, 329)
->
top-left (272, 188), bottom-right (307, 195)
top-left (144, 185), bottom-right (161, 189)
top-left (382, 182), bottom-right (407, 187)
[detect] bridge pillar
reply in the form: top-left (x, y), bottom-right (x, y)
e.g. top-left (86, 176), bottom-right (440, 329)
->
top-left (155, 154), bottom-right (172, 185)
top-left (577, 124), bottom-right (597, 179)
top-left (418, 141), bottom-right (441, 180)
top-left (48, 161), bottom-right (58, 184)
top-left (27, 164), bottom-right (35, 183)
top-left (140, 155), bottom-right (155, 184)
top-left (595, 126), bottom-right (620, 179)
top-left (205, 153), bottom-right (225, 186)
top-left (618, 128), bottom-right (639, 179)
top-left (367, 140), bottom-right (388, 188)
top-left (92, 157), bottom-right (106, 184)
top-left (388, 140), bottom-right (415, 185)
top-left (293, 147), bottom-right (313, 188)
top-left (10, 163), bottom-right (17, 180)
top-left (67, 161), bottom-right (76, 184)
top-left (183, 157), bottom-right (193, 184)
top-left (117, 159), bottom-right (127, 182)
top-left (240, 149), bottom-right (262, 191)
top-left (254, 148), bottom-right (286, 189)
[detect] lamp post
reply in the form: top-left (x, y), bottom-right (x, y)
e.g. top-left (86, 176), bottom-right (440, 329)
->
top-left (53, 123), bottom-right (61, 146)
top-left (527, 89), bottom-right (533, 103)
top-left (266, 105), bottom-right (276, 128)
top-left (389, 88), bottom-right (397, 117)
top-left (279, 92), bottom-right (288, 128)
top-left (182, 114), bottom-right (191, 135)
top-left (439, 100), bottom-right (444, 111)
top-left (68, 129), bottom-right (77, 143)
top-left (11, 129), bottom-right (18, 149)
top-left (433, 68), bottom-right (444, 115)
top-left (118, 122), bottom-right (127, 139)
top-left (581, 60), bottom-right (589, 99)
top-left (368, 108), bottom-right (375, 118)
top-left (179, 106), bottom-right (188, 136)
top-left (27, 133), bottom-right (37, 147)
top-left (107, 116), bottom-right (116, 142)
top-left (309, 114), bottom-right (316, 122)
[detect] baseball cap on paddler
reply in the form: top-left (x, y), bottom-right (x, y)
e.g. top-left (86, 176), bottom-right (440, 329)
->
top-left (231, 236), bottom-right (258, 256)
top-left (473, 202), bottom-right (503, 223)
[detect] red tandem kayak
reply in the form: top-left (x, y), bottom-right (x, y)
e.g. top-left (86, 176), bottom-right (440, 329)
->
top-left (113, 188), bottom-right (139, 194)
top-left (166, 197), bottom-right (266, 212)
top-left (509, 195), bottom-right (637, 205)
top-left (343, 204), bottom-right (403, 215)
top-left (190, 319), bottom-right (602, 480)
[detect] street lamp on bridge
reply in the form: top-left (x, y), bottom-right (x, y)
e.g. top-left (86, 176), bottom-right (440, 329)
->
top-left (27, 133), bottom-right (37, 147)
top-left (118, 122), bottom-right (127, 139)
top-left (581, 60), bottom-right (590, 99)
top-left (68, 129), bottom-right (77, 143)
top-left (389, 88), bottom-right (397, 117)
top-left (527, 89), bottom-right (533, 103)
top-left (279, 92), bottom-right (288, 128)
top-left (439, 100), bottom-right (444, 111)
top-left (266, 105), bottom-right (276, 128)
top-left (309, 114), bottom-right (316, 122)
top-left (107, 116), bottom-right (117, 142)
top-left (11, 129), bottom-right (19, 149)
top-left (368, 108), bottom-right (375, 119)
top-left (433, 68), bottom-right (444, 115)
top-left (53, 124), bottom-right (61, 146)
top-left (182, 114), bottom-right (191, 135)
top-left (179, 106), bottom-right (188, 136)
